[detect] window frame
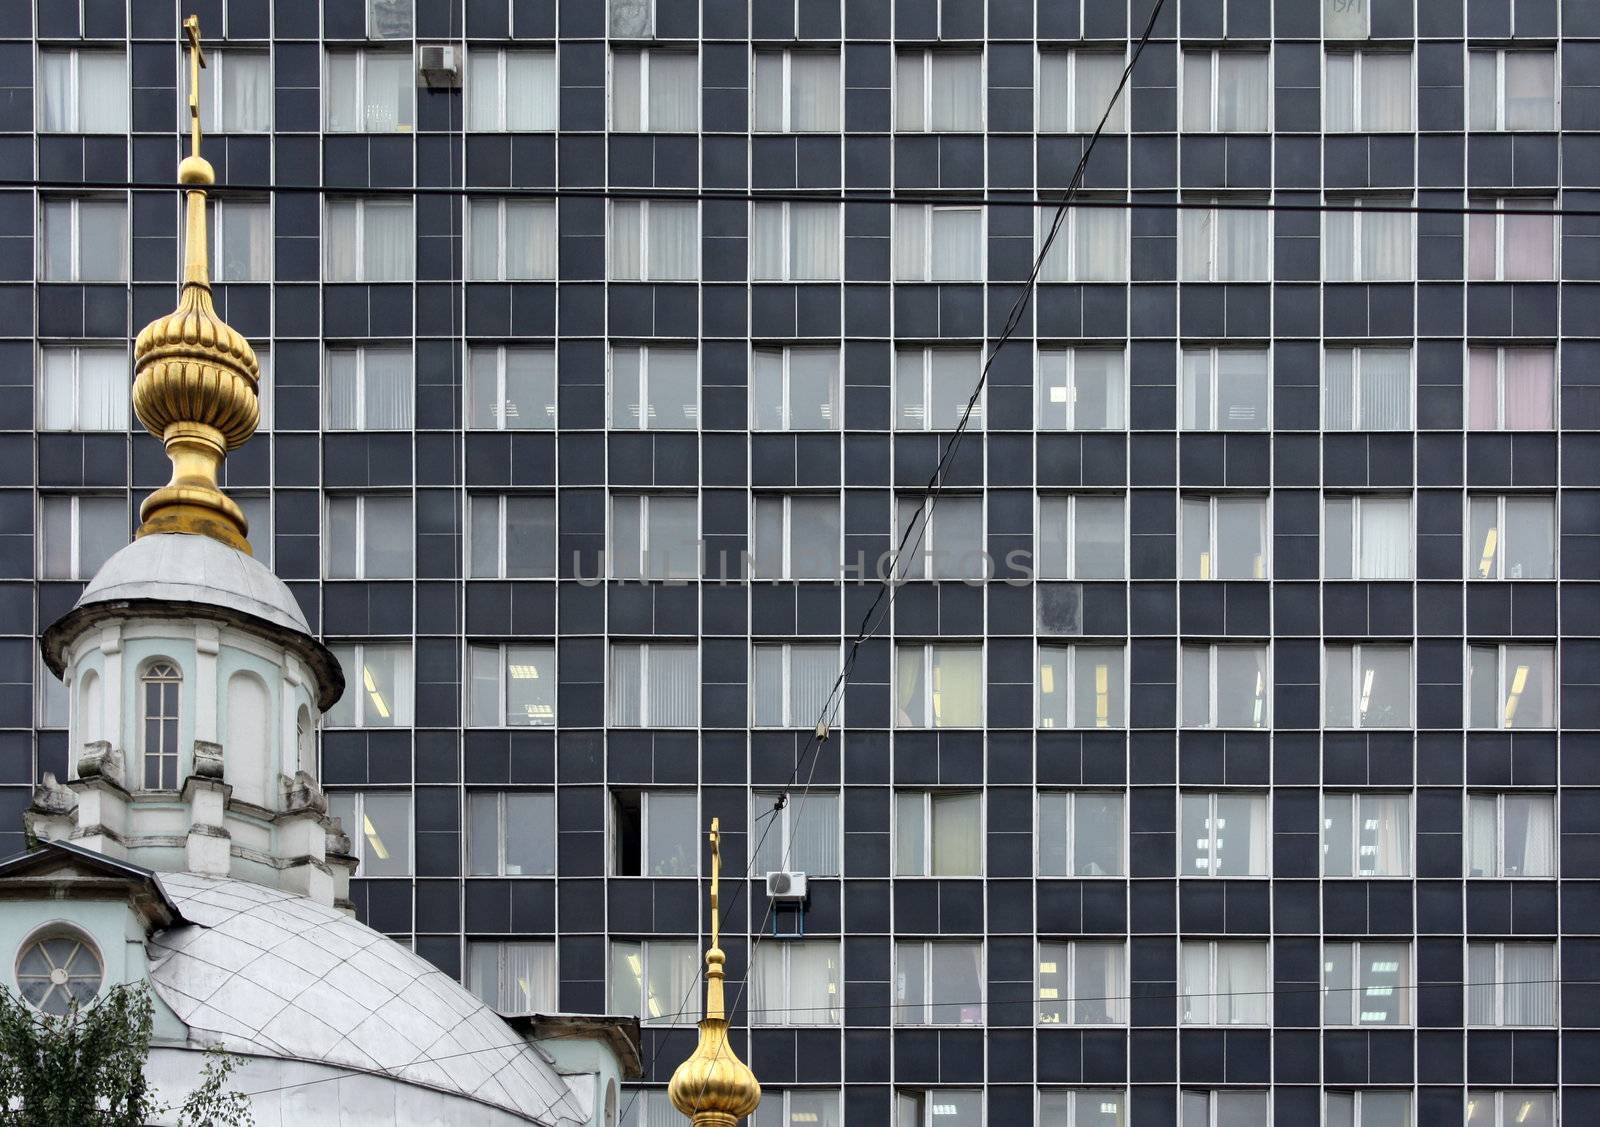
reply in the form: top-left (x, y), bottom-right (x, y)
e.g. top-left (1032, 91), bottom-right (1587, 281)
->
top-left (1466, 493), bottom-right (1557, 580)
top-left (139, 659), bottom-right (182, 791)
top-left (1468, 47), bottom-right (1558, 132)
top-left (1179, 48), bottom-right (1272, 133)
top-left (1322, 195), bottom-right (1416, 282)
top-left (1322, 939), bottom-right (1412, 1027)
top-left (323, 344), bottom-right (414, 431)
top-left (1035, 345), bottom-right (1127, 430)
top-left (895, 939), bottom-right (986, 1026)
top-left (1036, 938), bottom-right (1128, 1027)
top-left (895, 1089), bottom-right (985, 1127)
top-left (750, 199), bottom-right (843, 282)
top-left (751, 48), bottom-right (843, 133)
top-left (1467, 195), bottom-right (1558, 281)
top-left (1036, 643), bottom-right (1128, 730)
top-left (749, 344), bottom-right (842, 431)
top-left (1036, 47), bottom-right (1129, 133)
top-left (39, 195), bottom-right (127, 282)
top-left (465, 790), bottom-right (557, 876)
top-left (610, 789), bottom-right (699, 878)
top-left (1321, 345), bottom-right (1415, 431)
top-left (1321, 791), bottom-right (1413, 878)
top-left (893, 493), bottom-right (985, 581)
top-left (324, 493), bottom-right (413, 579)
top-left (323, 196), bottom-right (415, 281)
top-left (1180, 643), bottom-right (1273, 730)
top-left (893, 202), bottom-right (986, 283)
top-left (467, 343), bottom-right (557, 431)
top-left (1466, 940), bottom-right (1559, 1028)
top-left (37, 47), bottom-right (127, 133)
top-left (328, 789), bottom-right (414, 876)
top-left (1322, 493), bottom-right (1414, 580)
top-left (895, 643), bottom-right (986, 730)
top-left (325, 642), bottom-right (415, 728)
top-left (466, 642), bottom-right (557, 728)
top-left (37, 344), bottom-right (130, 433)
top-left (1035, 197), bottom-right (1130, 283)
top-left (608, 492), bottom-right (700, 580)
top-left (1180, 494), bottom-right (1271, 580)
top-left (1036, 790), bottom-right (1126, 878)
top-left (608, 642), bottom-right (700, 728)
top-left (1323, 642), bottom-right (1414, 729)
top-left (38, 493), bottom-right (125, 580)
top-left (1465, 791), bottom-right (1557, 879)
top-left (1036, 492), bottom-right (1128, 580)
top-left (894, 48), bottom-right (985, 132)
top-left (466, 197), bottom-right (558, 281)
top-left (468, 493), bottom-right (557, 579)
top-left (1464, 1090), bottom-right (1557, 1127)
top-left (1323, 49), bottom-right (1415, 133)
top-left (204, 196), bottom-right (273, 283)
top-left (608, 344), bottom-right (700, 431)
top-left (749, 939), bottom-right (843, 1026)
top-left (1179, 194), bottom-right (1272, 282)
top-left (1181, 790), bottom-right (1271, 877)
top-left (1468, 642), bottom-right (1558, 730)
top-left (1178, 941), bottom-right (1271, 1027)
top-left (1036, 1089), bottom-right (1127, 1125)
top-left (1324, 1091), bottom-right (1415, 1126)
top-left (751, 492), bottom-right (842, 580)
top-left (609, 48), bottom-right (700, 132)
top-left (1179, 345), bottom-right (1272, 432)
top-left (750, 640), bottom-right (842, 728)
top-left (465, 47), bottom-right (559, 132)
top-left (608, 198), bottom-right (699, 282)
top-left (182, 47), bottom-right (272, 133)
top-left (894, 346), bottom-right (984, 432)
top-left (894, 789), bottom-right (984, 877)
top-left (1466, 344), bottom-right (1557, 431)
top-left (324, 48), bottom-right (415, 132)
top-left (751, 788), bottom-right (842, 877)
top-left (609, 937), bottom-right (697, 1027)
top-left (465, 938), bottom-right (557, 1015)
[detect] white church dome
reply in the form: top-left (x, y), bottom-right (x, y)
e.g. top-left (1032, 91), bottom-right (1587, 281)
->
top-left (149, 871), bottom-right (586, 1126)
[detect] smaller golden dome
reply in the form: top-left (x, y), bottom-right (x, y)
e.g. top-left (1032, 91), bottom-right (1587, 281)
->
top-left (132, 16), bottom-right (259, 554)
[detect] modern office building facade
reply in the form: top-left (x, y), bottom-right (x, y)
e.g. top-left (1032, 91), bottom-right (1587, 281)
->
top-left (6, 0), bottom-right (1600, 1123)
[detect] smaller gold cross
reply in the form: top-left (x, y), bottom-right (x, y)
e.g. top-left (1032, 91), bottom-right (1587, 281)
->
top-left (183, 15), bottom-right (206, 157)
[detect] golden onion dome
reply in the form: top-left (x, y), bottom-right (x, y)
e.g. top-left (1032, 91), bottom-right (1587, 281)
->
top-left (668, 820), bottom-right (761, 1126)
top-left (132, 22), bottom-right (259, 554)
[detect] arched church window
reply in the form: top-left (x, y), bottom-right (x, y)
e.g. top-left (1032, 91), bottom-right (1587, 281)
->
top-left (15, 930), bottom-right (103, 1015)
top-left (296, 704), bottom-right (314, 776)
top-left (141, 660), bottom-right (181, 789)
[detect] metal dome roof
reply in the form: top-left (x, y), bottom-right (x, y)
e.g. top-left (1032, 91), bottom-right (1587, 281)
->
top-left (149, 872), bottom-right (585, 1126)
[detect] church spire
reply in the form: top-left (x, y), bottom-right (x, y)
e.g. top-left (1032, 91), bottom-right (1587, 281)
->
top-left (667, 818), bottom-right (761, 1126)
top-left (130, 15), bottom-right (260, 553)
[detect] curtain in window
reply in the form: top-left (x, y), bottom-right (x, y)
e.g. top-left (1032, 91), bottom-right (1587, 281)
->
top-left (1073, 350), bottom-right (1123, 429)
top-left (1505, 52), bottom-right (1555, 130)
top-left (325, 55), bottom-right (359, 131)
top-left (221, 54), bottom-right (271, 131)
top-left (1358, 348), bottom-right (1411, 429)
top-left (644, 943), bottom-right (695, 1025)
top-left (750, 203), bottom-right (785, 280)
top-left (1466, 795), bottom-right (1498, 877)
top-left (1217, 53), bottom-right (1269, 130)
top-left (79, 52), bottom-right (127, 132)
top-left (894, 206), bottom-right (926, 281)
top-left (789, 943), bottom-right (840, 1023)
top-left (1503, 205), bottom-right (1555, 281)
top-left (466, 50), bottom-right (500, 130)
top-left (646, 202), bottom-right (697, 280)
top-left (611, 52), bottom-right (642, 130)
top-left (1504, 348), bottom-right (1555, 428)
top-left (790, 202), bottom-right (840, 280)
top-left (1361, 54), bottom-right (1412, 131)
top-left (38, 52), bottom-right (73, 131)
top-left (896, 648), bottom-right (926, 727)
top-left (1468, 51), bottom-right (1498, 130)
top-left (790, 348), bottom-right (838, 429)
top-left (789, 645), bottom-right (836, 725)
top-left (1216, 945), bottom-right (1268, 1024)
top-left (504, 201), bottom-right (558, 279)
top-left (1074, 208), bottom-right (1125, 281)
top-left (363, 200), bottom-right (412, 279)
top-left (895, 793), bottom-right (926, 874)
top-left (1467, 348), bottom-right (1500, 429)
top-left (610, 203), bottom-right (643, 279)
top-left (928, 53), bottom-right (981, 131)
top-left (610, 646), bottom-right (642, 726)
top-left (930, 793), bottom-right (980, 875)
top-left (1360, 206), bottom-right (1410, 280)
top-left (1183, 53), bottom-right (1214, 133)
top-left (749, 947), bottom-right (786, 1023)
top-left (366, 54), bottom-right (413, 132)
top-left (931, 647), bottom-right (982, 727)
top-left (499, 943), bottom-right (555, 1013)
top-left (1503, 945), bottom-right (1556, 1025)
top-left (1036, 54), bottom-right (1070, 131)
top-left (1504, 497), bottom-right (1555, 580)
top-left (1323, 349), bottom-right (1354, 430)
top-left (1358, 498), bottom-right (1410, 579)
top-left (1216, 206), bottom-right (1268, 280)
top-left (219, 202), bottom-right (269, 281)
top-left (646, 647), bottom-right (698, 726)
top-left (1179, 943), bottom-right (1212, 1023)
top-left (1073, 53), bottom-right (1125, 131)
top-left (503, 349), bottom-right (556, 431)
top-left (1324, 54), bottom-right (1356, 131)
top-left (929, 943), bottom-right (984, 1025)
top-left (752, 52), bottom-right (784, 131)
top-left (1364, 795), bottom-right (1410, 875)
top-left (77, 350), bottom-right (127, 431)
top-left (1072, 943), bottom-right (1125, 1025)
top-left (791, 53), bottom-right (840, 131)
top-left (647, 53), bottom-right (699, 131)
top-left (895, 52), bottom-right (925, 131)
top-left (1511, 796), bottom-right (1555, 877)
top-left (929, 207), bottom-right (981, 281)
top-left (77, 201), bottom-right (126, 281)
top-left (1324, 209), bottom-right (1357, 281)
top-left (505, 52), bottom-right (559, 130)
top-left (1180, 206), bottom-right (1213, 280)
top-left (324, 201), bottom-right (359, 280)
top-left (790, 792), bottom-right (840, 875)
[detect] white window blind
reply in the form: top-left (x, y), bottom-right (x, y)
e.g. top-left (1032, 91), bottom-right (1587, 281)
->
top-left (895, 791), bottom-right (982, 875)
top-left (1324, 198), bottom-right (1412, 281)
top-left (467, 941), bottom-right (556, 1014)
top-left (609, 644), bottom-right (698, 727)
top-left (1466, 793), bottom-right (1555, 878)
top-left (752, 643), bottom-right (837, 727)
top-left (467, 49), bottom-right (558, 130)
top-left (1181, 197), bottom-right (1270, 281)
top-left (1036, 202), bottom-right (1127, 282)
top-left (894, 205), bottom-right (983, 282)
top-left (1323, 347), bottom-right (1411, 430)
top-left (1323, 496), bottom-right (1411, 579)
top-left (1467, 942), bottom-right (1556, 1026)
top-left (38, 50), bottom-right (127, 132)
top-left (751, 941), bottom-right (841, 1025)
top-left (326, 346), bottom-right (413, 430)
top-left (184, 49), bottom-right (271, 133)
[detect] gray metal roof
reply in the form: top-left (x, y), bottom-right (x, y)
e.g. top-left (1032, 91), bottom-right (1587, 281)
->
top-left (77, 534), bottom-right (311, 634)
top-left (150, 872), bottom-right (583, 1125)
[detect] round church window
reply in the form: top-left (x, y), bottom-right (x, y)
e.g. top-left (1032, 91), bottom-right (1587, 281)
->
top-left (16, 931), bottom-right (104, 1015)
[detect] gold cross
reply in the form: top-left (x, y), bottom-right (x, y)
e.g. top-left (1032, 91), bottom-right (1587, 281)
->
top-left (183, 15), bottom-right (206, 157)
top-left (708, 817), bottom-right (721, 950)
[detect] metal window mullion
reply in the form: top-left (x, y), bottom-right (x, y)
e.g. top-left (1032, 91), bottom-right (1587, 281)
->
top-left (497, 494), bottom-right (509, 577)
top-left (498, 644), bottom-right (511, 728)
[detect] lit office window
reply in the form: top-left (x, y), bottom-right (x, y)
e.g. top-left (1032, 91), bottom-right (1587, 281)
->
top-left (1323, 496), bottom-right (1411, 579)
top-left (752, 1092), bottom-right (842, 1127)
top-left (1181, 1091), bottom-right (1271, 1126)
top-left (325, 495), bottom-right (413, 578)
top-left (1468, 644), bottom-right (1556, 730)
top-left (1465, 1091), bottom-right (1555, 1127)
top-left (1038, 1090), bottom-right (1126, 1125)
top-left (1038, 50), bottom-right (1127, 132)
top-left (895, 645), bottom-right (983, 729)
top-left (1466, 793), bottom-right (1555, 878)
top-left (895, 50), bottom-right (983, 131)
top-left (1037, 645), bottom-right (1126, 729)
top-left (1324, 643), bottom-right (1412, 728)
top-left (895, 941), bottom-right (984, 1024)
top-left (1037, 792), bottom-right (1124, 877)
top-left (1181, 644), bottom-right (1271, 729)
top-left (467, 644), bottom-right (556, 727)
top-left (1325, 1091), bottom-right (1413, 1127)
top-left (1322, 793), bottom-right (1411, 877)
top-left (327, 791), bottom-right (412, 876)
top-left (1467, 495), bottom-right (1555, 580)
top-left (1323, 941), bottom-right (1410, 1026)
top-left (1036, 348), bottom-right (1124, 429)
top-left (325, 50), bottom-right (414, 132)
top-left (895, 1090), bottom-right (983, 1127)
top-left (466, 49), bottom-right (558, 130)
top-left (1037, 941), bottom-right (1126, 1026)
top-left (1182, 792), bottom-right (1269, 876)
top-left (325, 644), bottom-right (414, 728)
top-left (894, 791), bottom-right (982, 876)
top-left (1180, 348), bottom-right (1269, 431)
top-left (1324, 51), bottom-right (1413, 132)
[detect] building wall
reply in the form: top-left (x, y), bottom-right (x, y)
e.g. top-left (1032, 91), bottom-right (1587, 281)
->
top-left (7, 0), bottom-right (1600, 1122)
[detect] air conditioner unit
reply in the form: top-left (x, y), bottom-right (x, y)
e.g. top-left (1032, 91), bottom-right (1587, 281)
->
top-left (417, 44), bottom-right (460, 87)
top-left (765, 871), bottom-right (808, 901)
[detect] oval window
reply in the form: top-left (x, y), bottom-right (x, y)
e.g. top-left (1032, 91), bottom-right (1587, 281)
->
top-left (16, 932), bottom-right (104, 1014)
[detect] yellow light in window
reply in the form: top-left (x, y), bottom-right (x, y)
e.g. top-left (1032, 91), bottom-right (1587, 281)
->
top-left (1253, 553), bottom-right (1264, 579)
top-left (1039, 987), bottom-right (1059, 999)
top-left (508, 664), bottom-right (541, 679)
top-left (1504, 663), bottom-right (1530, 723)
top-left (1095, 662), bottom-right (1109, 727)
top-left (362, 814), bottom-right (389, 860)
top-left (1199, 551), bottom-right (1211, 580)
top-left (1517, 1100), bottom-right (1536, 1123)
top-left (1049, 385), bottom-right (1069, 403)
top-left (363, 667), bottom-right (390, 719)
top-left (1479, 526), bottom-right (1499, 578)
top-left (1039, 961), bottom-right (1058, 974)
top-left (1358, 668), bottom-right (1374, 718)
top-left (1040, 664), bottom-right (1056, 695)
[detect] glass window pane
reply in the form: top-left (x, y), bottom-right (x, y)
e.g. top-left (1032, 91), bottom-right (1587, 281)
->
top-left (503, 495), bottom-right (557, 578)
top-left (1072, 645), bottom-right (1124, 728)
top-left (466, 791), bottom-right (500, 874)
top-left (358, 792), bottom-right (412, 876)
top-left (644, 792), bottom-right (696, 876)
top-left (929, 647), bottom-right (982, 727)
top-left (1323, 793), bottom-right (1355, 876)
top-left (930, 792), bottom-right (981, 876)
top-left (644, 645), bottom-right (698, 727)
top-left (467, 643), bottom-right (501, 727)
top-left (505, 645), bottom-right (554, 726)
top-left (1213, 498), bottom-right (1267, 579)
top-left (1502, 496), bottom-right (1554, 579)
top-left (1075, 793), bottom-right (1123, 876)
top-left (1212, 794), bottom-right (1267, 876)
top-left (895, 792), bottom-right (926, 875)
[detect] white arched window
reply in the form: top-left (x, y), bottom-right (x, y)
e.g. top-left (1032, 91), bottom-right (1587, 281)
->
top-left (76, 669), bottom-right (101, 750)
top-left (141, 661), bottom-right (181, 789)
top-left (296, 704), bottom-right (314, 777)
